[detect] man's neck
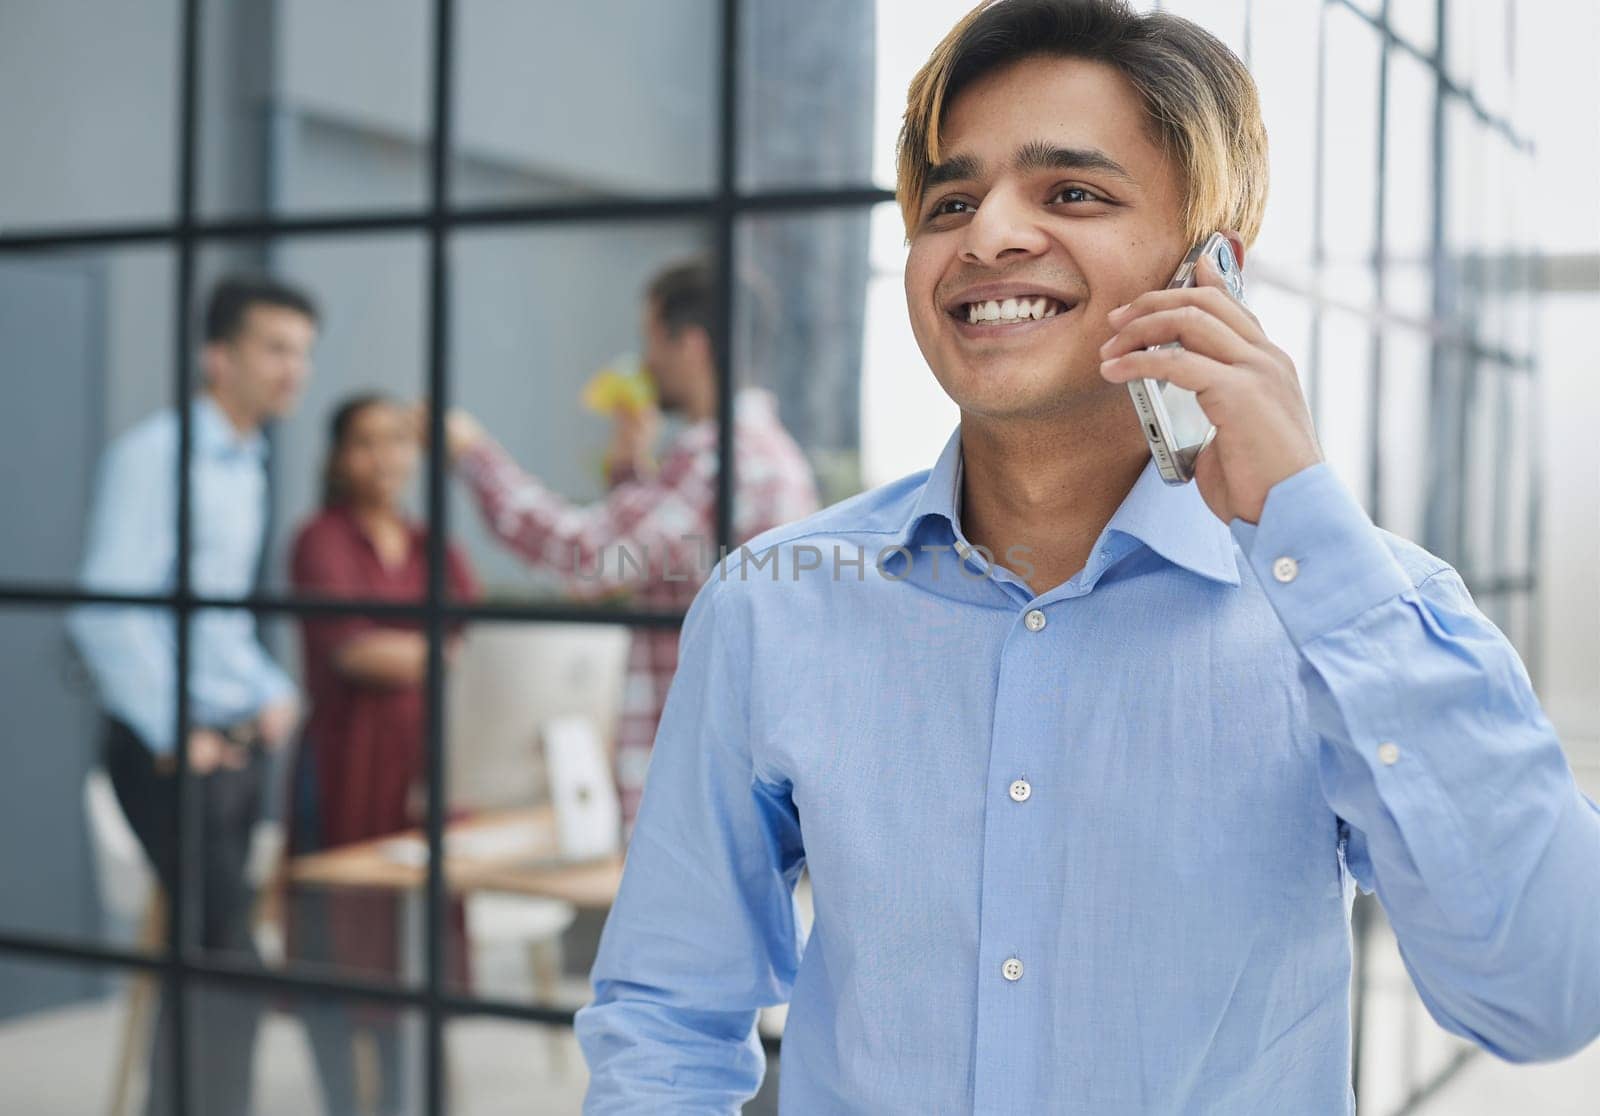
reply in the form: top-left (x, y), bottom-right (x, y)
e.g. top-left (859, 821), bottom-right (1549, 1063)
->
top-left (682, 382), bottom-right (720, 425)
top-left (957, 399), bottom-right (1148, 597)
top-left (203, 389), bottom-right (260, 439)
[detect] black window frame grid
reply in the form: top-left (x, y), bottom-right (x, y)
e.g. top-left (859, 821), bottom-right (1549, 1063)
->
top-left (0, 1), bottom-right (1542, 1113)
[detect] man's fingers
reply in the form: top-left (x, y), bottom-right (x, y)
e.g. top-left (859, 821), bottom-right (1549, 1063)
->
top-left (1110, 273), bottom-right (1264, 347)
top-left (1098, 346), bottom-right (1241, 397)
top-left (1099, 303), bottom-right (1259, 366)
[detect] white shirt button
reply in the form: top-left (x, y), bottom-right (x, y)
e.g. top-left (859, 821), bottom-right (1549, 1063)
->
top-left (1009, 779), bottom-right (1032, 803)
top-left (1272, 556), bottom-right (1299, 583)
top-left (1377, 741), bottom-right (1401, 766)
top-left (1001, 957), bottom-right (1024, 982)
top-left (1024, 609), bottom-right (1047, 632)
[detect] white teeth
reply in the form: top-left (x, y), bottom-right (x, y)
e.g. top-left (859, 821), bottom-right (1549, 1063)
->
top-left (963, 296), bottom-right (1069, 324)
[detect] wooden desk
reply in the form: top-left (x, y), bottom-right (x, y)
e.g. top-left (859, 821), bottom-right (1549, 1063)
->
top-left (288, 804), bottom-right (624, 911)
top-left (288, 806), bottom-right (623, 1073)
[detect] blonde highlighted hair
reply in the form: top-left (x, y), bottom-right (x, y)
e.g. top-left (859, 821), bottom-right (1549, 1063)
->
top-left (895, 0), bottom-right (1269, 249)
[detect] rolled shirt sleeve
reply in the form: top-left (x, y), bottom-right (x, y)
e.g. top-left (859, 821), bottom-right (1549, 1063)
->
top-left (1231, 462), bottom-right (1600, 1061)
top-left (67, 424), bottom-right (181, 754)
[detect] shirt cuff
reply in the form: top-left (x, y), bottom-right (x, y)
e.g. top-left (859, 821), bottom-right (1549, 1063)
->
top-left (1227, 462), bottom-right (1413, 648)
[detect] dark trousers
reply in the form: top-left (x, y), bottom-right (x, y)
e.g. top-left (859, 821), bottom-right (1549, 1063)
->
top-left (104, 717), bottom-right (268, 1116)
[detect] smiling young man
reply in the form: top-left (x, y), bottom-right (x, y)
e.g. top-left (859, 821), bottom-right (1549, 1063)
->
top-left (574, 2), bottom-right (1600, 1112)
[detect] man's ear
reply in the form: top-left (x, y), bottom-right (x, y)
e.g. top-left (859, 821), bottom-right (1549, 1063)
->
top-left (1219, 228), bottom-right (1246, 274)
top-left (199, 341), bottom-right (226, 389)
top-left (685, 324), bottom-right (717, 376)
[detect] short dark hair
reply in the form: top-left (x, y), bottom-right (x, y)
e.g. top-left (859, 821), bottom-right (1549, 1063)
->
top-left (645, 256), bottom-right (775, 386)
top-left (203, 274), bottom-right (319, 344)
top-left (646, 259), bottom-right (715, 342)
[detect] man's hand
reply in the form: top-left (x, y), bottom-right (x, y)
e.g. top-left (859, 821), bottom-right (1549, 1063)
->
top-left (256, 696), bottom-right (301, 752)
top-left (605, 401), bottom-right (661, 482)
top-left (1097, 249), bottom-right (1322, 525)
top-left (184, 728), bottom-right (246, 774)
top-left (408, 402), bottom-right (490, 464)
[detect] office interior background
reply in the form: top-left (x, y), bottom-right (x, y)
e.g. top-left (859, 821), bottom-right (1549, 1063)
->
top-left (0, 0), bottom-right (1596, 1113)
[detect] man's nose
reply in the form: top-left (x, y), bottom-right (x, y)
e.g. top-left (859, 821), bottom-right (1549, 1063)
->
top-left (957, 184), bottom-right (1050, 266)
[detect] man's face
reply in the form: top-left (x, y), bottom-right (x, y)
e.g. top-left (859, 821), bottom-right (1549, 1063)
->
top-left (904, 54), bottom-right (1191, 423)
top-left (209, 304), bottom-right (316, 424)
top-left (641, 298), bottom-right (700, 415)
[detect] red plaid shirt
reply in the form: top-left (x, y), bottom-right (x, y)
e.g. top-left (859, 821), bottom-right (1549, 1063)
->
top-left (457, 386), bottom-right (821, 838)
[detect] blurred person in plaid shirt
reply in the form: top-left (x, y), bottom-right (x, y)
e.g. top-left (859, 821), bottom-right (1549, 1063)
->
top-left (432, 258), bottom-right (820, 839)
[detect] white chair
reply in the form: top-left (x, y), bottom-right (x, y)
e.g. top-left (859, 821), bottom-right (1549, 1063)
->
top-left (83, 769), bottom-right (161, 1116)
top-left (466, 893), bottom-right (579, 1072)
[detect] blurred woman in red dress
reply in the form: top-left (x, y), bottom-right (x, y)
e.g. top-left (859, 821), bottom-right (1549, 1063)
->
top-left (285, 393), bottom-right (478, 1116)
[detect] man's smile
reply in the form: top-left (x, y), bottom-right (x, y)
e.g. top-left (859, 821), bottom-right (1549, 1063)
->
top-left (946, 297), bottom-right (1081, 339)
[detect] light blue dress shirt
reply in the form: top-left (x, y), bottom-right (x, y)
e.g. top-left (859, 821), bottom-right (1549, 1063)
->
top-left (574, 423), bottom-right (1600, 1114)
top-left (68, 394), bottom-right (295, 754)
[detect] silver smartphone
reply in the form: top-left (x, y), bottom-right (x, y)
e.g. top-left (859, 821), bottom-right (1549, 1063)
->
top-left (1124, 232), bottom-right (1246, 484)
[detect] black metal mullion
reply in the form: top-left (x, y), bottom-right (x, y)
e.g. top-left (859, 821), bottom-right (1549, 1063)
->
top-left (0, 187), bottom-right (899, 256)
top-left (713, 0), bottom-right (741, 559)
top-left (0, 925), bottom-right (788, 1047)
top-left (0, 585), bottom-right (722, 631)
top-left (423, 1), bottom-right (455, 1112)
top-left (169, 0), bottom-right (203, 1113)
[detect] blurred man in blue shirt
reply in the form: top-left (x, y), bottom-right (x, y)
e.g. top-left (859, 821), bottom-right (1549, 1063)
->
top-left (575, 3), bottom-right (1600, 1112)
top-left (69, 274), bottom-right (317, 1116)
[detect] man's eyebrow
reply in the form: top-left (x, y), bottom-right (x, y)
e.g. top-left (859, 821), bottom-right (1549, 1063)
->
top-left (1015, 140), bottom-right (1137, 184)
top-left (922, 141), bottom-right (1138, 197)
top-left (923, 153), bottom-right (983, 193)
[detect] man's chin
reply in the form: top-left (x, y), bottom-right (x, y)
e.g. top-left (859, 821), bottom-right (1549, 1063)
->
top-left (943, 370), bottom-right (1109, 421)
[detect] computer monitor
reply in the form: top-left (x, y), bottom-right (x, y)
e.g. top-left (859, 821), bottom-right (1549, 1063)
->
top-left (445, 621), bottom-right (632, 814)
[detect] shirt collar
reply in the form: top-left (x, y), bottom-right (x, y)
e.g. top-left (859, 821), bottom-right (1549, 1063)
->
top-left (895, 423), bottom-right (1240, 587)
top-left (193, 393), bottom-right (267, 461)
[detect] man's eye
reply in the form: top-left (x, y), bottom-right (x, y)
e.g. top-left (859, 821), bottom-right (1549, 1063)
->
top-left (1051, 186), bottom-right (1103, 204)
top-left (930, 197), bottom-right (973, 218)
